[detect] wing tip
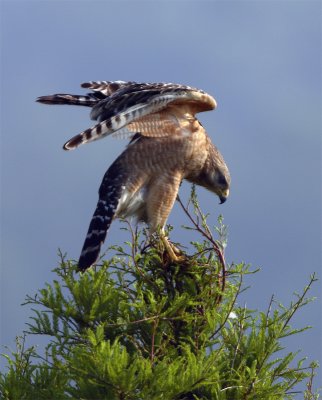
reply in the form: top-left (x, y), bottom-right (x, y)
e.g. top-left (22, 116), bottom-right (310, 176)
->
top-left (63, 136), bottom-right (82, 151)
top-left (63, 143), bottom-right (72, 151)
top-left (36, 95), bottom-right (56, 104)
top-left (81, 82), bottom-right (93, 89)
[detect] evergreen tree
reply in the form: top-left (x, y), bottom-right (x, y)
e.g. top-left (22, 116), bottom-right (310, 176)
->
top-left (0, 190), bottom-right (320, 399)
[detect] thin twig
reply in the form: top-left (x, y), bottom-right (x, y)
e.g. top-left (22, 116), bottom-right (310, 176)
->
top-left (177, 194), bottom-right (227, 297)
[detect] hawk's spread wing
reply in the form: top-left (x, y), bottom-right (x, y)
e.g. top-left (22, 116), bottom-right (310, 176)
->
top-left (37, 81), bottom-right (216, 150)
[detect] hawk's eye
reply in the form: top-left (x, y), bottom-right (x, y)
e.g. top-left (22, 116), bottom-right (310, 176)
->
top-left (217, 174), bottom-right (228, 186)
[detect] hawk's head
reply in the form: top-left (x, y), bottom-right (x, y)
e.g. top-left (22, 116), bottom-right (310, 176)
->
top-left (197, 143), bottom-right (231, 204)
top-left (214, 169), bottom-right (230, 204)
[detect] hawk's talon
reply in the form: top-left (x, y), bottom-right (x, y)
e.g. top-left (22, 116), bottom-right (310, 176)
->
top-left (161, 234), bottom-right (187, 264)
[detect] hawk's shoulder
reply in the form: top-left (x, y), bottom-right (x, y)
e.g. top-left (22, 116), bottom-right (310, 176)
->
top-left (82, 81), bottom-right (217, 122)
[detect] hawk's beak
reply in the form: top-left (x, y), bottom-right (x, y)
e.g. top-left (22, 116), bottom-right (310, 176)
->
top-left (219, 189), bottom-right (229, 204)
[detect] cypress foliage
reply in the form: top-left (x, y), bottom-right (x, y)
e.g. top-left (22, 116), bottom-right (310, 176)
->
top-left (0, 191), bottom-right (320, 399)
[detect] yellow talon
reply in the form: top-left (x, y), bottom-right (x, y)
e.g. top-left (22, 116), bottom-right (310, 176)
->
top-left (160, 233), bottom-right (186, 263)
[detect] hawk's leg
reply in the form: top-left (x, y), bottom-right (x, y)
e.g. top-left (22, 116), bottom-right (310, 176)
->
top-left (146, 171), bottom-right (187, 263)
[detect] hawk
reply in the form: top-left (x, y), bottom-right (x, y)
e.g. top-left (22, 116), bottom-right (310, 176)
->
top-left (37, 81), bottom-right (230, 271)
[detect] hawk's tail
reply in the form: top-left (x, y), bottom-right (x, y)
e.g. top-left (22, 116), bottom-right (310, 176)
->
top-left (77, 199), bottom-right (114, 271)
top-left (78, 161), bottom-right (127, 271)
top-left (36, 93), bottom-right (103, 107)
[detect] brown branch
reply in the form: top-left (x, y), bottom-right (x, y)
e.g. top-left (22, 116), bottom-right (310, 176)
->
top-left (177, 194), bottom-right (227, 298)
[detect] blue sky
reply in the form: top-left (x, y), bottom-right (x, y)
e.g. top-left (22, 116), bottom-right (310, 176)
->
top-left (1, 0), bottom-right (321, 392)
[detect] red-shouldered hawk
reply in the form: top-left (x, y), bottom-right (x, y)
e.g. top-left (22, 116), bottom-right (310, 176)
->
top-left (37, 81), bottom-right (230, 271)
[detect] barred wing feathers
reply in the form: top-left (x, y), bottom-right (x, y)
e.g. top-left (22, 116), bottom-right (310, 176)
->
top-left (37, 81), bottom-right (217, 150)
top-left (36, 81), bottom-right (128, 106)
top-left (36, 93), bottom-right (105, 107)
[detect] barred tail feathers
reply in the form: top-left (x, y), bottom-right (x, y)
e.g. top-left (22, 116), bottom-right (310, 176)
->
top-left (77, 199), bottom-right (114, 271)
top-left (78, 164), bottom-right (127, 271)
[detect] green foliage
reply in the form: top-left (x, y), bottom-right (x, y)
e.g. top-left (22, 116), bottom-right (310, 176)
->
top-left (0, 192), bottom-right (320, 399)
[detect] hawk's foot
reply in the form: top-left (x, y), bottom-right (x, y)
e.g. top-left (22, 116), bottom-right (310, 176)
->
top-left (160, 234), bottom-right (187, 264)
